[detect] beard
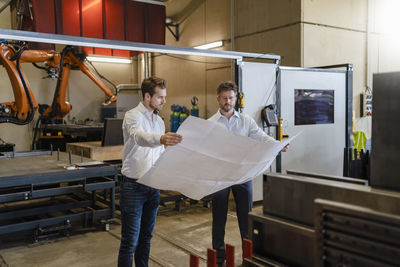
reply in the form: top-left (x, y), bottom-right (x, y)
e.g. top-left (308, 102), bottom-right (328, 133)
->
top-left (220, 104), bottom-right (234, 113)
top-left (150, 102), bottom-right (163, 112)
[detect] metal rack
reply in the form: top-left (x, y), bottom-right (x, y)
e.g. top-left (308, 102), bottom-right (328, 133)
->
top-left (0, 152), bottom-right (117, 241)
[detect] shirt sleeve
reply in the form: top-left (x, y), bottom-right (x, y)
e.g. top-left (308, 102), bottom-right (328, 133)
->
top-left (248, 116), bottom-right (278, 144)
top-left (124, 113), bottom-right (163, 147)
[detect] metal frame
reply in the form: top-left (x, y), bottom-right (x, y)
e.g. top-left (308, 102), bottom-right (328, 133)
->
top-left (0, 29), bottom-right (280, 61)
top-left (313, 64), bottom-right (353, 149)
top-left (236, 59), bottom-right (281, 114)
top-left (0, 29), bottom-right (280, 124)
top-left (248, 211), bottom-right (315, 266)
top-left (166, 22), bottom-right (179, 41)
top-left (314, 198), bottom-right (400, 266)
top-left (275, 64), bottom-right (353, 172)
top-left (0, 29), bottom-right (280, 119)
top-left (0, 165), bottom-right (118, 236)
top-left (286, 170), bottom-right (367, 185)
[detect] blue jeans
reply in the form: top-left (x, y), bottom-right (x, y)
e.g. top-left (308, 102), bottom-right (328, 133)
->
top-left (118, 179), bottom-right (160, 267)
top-left (212, 181), bottom-right (253, 264)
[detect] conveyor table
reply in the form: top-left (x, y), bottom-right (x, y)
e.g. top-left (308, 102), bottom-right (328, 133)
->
top-left (0, 152), bottom-right (117, 239)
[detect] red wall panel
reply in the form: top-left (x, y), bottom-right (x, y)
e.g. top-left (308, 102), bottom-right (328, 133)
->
top-left (105, 0), bottom-right (129, 57)
top-left (32, 0), bottom-right (56, 33)
top-left (33, 0), bottom-right (166, 57)
top-left (31, 0), bottom-right (56, 49)
top-left (147, 4), bottom-right (165, 45)
top-left (81, 0), bottom-right (102, 54)
top-left (126, 1), bottom-right (145, 56)
top-left (62, 0), bottom-right (81, 36)
top-left (125, 1), bottom-right (145, 42)
top-left (105, 0), bottom-right (124, 40)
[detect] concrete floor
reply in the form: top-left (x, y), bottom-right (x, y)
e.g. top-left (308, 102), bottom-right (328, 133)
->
top-left (0, 200), bottom-right (258, 267)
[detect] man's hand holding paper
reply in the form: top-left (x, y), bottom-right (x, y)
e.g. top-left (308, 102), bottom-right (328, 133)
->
top-left (138, 116), bottom-right (297, 200)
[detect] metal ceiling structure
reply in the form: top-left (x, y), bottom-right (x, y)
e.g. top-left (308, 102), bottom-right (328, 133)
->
top-left (0, 29), bottom-right (280, 61)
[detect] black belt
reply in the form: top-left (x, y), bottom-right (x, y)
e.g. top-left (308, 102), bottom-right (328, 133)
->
top-left (122, 175), bottom-right (138, 182)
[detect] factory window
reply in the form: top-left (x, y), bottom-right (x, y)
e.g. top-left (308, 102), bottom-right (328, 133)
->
top-left (295, 89), bottom-right (334, 125)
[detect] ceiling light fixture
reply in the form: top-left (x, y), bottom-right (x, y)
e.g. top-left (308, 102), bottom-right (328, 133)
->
top-left (86, 56), bottom-right (132, 64)
top-left (194, 41), bottom-right (223, 50)
top-left (131, 0), bottom-right (166, 6)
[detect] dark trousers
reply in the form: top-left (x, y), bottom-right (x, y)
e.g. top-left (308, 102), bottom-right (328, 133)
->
top-left (118, 178), bottom-right (160, 267)
top-left (212, 181), bottom-right (253, 264)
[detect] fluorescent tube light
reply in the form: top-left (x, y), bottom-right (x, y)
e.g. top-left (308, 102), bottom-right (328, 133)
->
top-left (194, 41), bottom-right (223, 50)
top-left (131, 0), bottom-right (166, 6)
top-left (86, 56), bottom-right (132, 64)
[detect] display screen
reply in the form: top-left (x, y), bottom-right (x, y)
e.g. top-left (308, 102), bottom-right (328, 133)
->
top-left (295, 89), bottom-right (334, 125)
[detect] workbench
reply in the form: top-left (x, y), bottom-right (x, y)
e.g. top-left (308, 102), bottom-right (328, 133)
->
top-left (65, 142), bottom-right (208, 212)
top-left (66, 141), bottom-right (123, 161)
top-left (37, 123), bottom-right (104, 151)
top-left (0, 152), bottom-right (118, 241)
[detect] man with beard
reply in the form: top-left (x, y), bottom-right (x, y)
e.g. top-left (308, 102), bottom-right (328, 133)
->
top-left (118, 76), bottom-right (182, 267)
top-left (208, 81), bottom-right (289, 266)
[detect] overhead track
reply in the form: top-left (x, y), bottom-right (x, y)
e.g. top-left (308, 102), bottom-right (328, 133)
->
top-left (0, 29), bottom-right (280, 61)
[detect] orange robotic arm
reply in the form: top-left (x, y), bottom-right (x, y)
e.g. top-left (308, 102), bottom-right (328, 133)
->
top-left (41, 47), bottom-right (117, 120)
top-left (0, 42), bottom-right (38, 124)
top-left (68, 52), bottom-right (117, 103)
top-left (0, 43), bottom-right (117, 124)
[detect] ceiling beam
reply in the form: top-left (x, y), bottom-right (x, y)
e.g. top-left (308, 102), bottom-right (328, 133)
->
top-left (170, 0), bottom-right (204, 24)
top-left (0, 29), bottom-right (280, 61)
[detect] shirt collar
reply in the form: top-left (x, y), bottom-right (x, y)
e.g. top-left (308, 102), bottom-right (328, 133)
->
top-left (218, 109), bottom-right (240, 120)
top-left (138, 102), bottom-right (151, 116)
top-left (138, 102), bottom-right (159, 121)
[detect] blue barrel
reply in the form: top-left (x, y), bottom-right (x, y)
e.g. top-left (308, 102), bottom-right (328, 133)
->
top-left (180, 106), bottom-right (188, 125)
top-left (170, 104), bottom-right (181, 133)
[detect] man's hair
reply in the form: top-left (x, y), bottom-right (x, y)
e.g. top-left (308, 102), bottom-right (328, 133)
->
top-left (217, 81), bottom-right (238, 95)
top-left (141, 76), bottom-right (166, 98)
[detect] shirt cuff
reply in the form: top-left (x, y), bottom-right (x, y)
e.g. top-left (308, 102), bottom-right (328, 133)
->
top-left (155, 134), bottom-right (163, 146)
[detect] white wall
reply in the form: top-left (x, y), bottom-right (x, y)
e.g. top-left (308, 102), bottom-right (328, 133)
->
top-left (302, 0), bottom-right (400, 117)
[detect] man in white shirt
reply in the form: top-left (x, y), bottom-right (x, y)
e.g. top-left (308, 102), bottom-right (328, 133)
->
top-left (118, 76), bottom-right (182, 267)
top-left (208, 81), bottom-right (288, 266)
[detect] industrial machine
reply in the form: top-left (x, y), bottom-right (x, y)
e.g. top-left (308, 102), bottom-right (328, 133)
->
top-left (0, 151), bottom-right (118, 242)
top-left (0, 40), bottom-right (117, 125)
top-left (0, 41), bottom-right (120, 241)
top-left (245, 71), bottom-right (400, 266)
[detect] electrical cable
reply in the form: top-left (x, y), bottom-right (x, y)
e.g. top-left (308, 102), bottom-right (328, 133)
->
top-left (32, 62), bottom-right (58, 78)
top-left (32, 62), bottom-right (48, 71)
top-left (30, 117), bottom-right (41, 150)
top-left (46, 45), bottom-right (70, 119)
top-left (158, 53), bottom-right (231, 65)
top-left (262, 66), bottom-right (279, 109)
top-left (242, 52), bottom-right (280, 63)
top-left (85, 59), bottom-right (117, 94)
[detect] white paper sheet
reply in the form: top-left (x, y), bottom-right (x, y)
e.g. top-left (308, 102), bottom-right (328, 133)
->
top-left (138, 116), bottom-right (297, 200)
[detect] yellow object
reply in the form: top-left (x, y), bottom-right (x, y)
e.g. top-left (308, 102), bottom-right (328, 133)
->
top-left (238, 92), bottom-right (245, 108)
top-left (353, 130), bottom-right (367, 160)
top-left (278, 117), bottom-right (289, 141)
top-left (353, 131), bottom-right (367, 151)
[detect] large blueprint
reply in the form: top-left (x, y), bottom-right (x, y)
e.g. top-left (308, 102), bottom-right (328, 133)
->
top-left (138, 116), bottom-right (294, 200)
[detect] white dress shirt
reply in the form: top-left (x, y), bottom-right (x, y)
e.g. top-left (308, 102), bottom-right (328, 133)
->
top-left (208, 109), bottom-right (278, 143)
top-left (121, 102), bottom-right (165, 179)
